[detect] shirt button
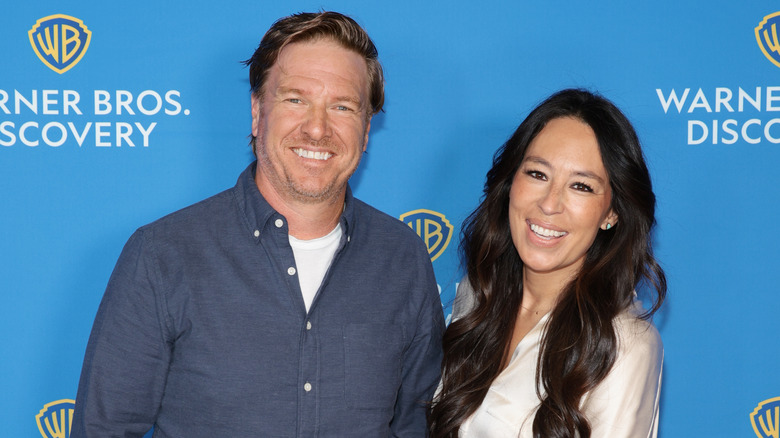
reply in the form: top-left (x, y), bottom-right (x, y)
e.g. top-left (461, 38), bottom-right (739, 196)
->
top-left (253, 230), bottom-right (260, 238)
top-left (304, 382), bottom-right (312, 392)
top-left (287, 267), bottom-right (296, 276)
top-left (275, 219), bottom-right (284, 228)
top-left (306, 321), bottom-right (312, 330)
top-left (347, 235), bottom-right (351, 242)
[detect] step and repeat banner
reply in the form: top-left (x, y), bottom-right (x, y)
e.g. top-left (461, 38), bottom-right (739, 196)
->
top-left (2, 1), bottom-right (779, 437)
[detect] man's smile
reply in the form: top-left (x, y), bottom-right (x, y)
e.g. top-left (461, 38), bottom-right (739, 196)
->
top-left (293, 147), bottom-right (333, 160)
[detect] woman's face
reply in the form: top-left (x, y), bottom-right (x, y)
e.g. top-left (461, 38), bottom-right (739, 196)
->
top-left (509, 116), bottom-right (617, 281)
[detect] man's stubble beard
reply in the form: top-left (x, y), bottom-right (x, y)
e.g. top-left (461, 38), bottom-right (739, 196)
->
top-left (256, 131), bottom-right (362, 206)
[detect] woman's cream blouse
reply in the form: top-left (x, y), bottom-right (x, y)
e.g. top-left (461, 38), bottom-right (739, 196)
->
top-left (453, 282), bottom-right (663, 438)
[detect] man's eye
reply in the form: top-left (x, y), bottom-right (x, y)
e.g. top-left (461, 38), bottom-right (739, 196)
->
top-left (335, 105), bottom-right (352, 111)
top-left (287, 98), bottom-right (301, 104)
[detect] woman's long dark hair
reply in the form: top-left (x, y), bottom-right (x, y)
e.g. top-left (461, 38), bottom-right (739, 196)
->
top-left (429, 89), bottom-right (666, 438)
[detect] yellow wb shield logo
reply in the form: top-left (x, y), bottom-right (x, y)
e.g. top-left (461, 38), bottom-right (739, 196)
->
top-left (35, 399), bottom-right (74, 438)
top-left (400, 209), bottom-right (453, 262)
top-left (29, 14), bottom-right (92, 74)
top-left (751, 396), bottom-right (780, 438)
top-left (756, 12), bottom-right (780, 68)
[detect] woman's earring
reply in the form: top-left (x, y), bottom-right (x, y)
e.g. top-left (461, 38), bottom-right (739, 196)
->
top-left (605, 223), bottom-right (612, 230)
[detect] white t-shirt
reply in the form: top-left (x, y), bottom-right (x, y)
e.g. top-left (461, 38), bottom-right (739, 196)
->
top-left (288, 224), bottom-right (342, 312)
top-left (453, 281), bottom-right (663, 438)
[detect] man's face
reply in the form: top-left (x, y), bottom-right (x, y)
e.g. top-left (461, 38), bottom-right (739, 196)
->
top-left (251, 38), bottom-right (372, 206)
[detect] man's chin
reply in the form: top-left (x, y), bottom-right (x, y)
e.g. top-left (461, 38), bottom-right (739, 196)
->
top-left (289, 183), bottom-right (341, 205)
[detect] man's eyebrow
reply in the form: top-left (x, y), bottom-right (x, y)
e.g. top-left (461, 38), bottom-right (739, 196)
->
top-left (276, 87), bottom-right (362, 106)
top-left (334, 95), bottom-right (361, 104)
top-left (276, 86), bottom-right (305, 95)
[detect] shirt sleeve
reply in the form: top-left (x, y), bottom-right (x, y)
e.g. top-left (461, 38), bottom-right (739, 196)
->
top-left (71, 229), bottom-right (172, 437)
top-left (390, 255), bottom-right (446, 437)
top-left (582, 315), bottom-right (664, 438)
top-left (452, 277), bottom-right (477, 322)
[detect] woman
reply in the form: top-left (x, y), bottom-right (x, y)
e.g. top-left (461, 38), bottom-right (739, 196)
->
top-left (429, 89), bottom-right (666, 438)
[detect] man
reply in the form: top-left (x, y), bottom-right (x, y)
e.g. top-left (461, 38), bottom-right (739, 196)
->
top-left (72, 11), bottom-right (444, 437)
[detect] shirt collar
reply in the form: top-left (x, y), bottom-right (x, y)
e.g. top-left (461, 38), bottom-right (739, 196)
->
top-left (234, 161), bottom-right (356, 241)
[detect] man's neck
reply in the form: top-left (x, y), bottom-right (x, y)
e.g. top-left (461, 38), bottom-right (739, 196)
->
top-left (255, 174), bottom-right (344, 240)
top-left (277, 199), bottom-right (343, 240)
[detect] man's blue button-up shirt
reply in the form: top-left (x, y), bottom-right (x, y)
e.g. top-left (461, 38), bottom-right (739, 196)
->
top-left (72, 162), bottom-right (445, 437)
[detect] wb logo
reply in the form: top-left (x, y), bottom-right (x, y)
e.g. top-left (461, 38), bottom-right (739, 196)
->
top-left (751, 396), bottom-right (780, 438)
top-left (29, 14), bottom-right (92, 74)
top-left (756, 12), bottom-right (780, 68)
top-left (36, 399), bottom-right (74, 438)
top-left (400, 209), bottom-right (453, 262)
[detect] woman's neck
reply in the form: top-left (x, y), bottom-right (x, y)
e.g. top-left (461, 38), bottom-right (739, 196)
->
top-left (520, 267), bottom-right (575, 313)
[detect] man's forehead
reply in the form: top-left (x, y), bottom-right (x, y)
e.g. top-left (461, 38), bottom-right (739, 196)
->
top-left (278, 37), bottom-right (358, 62)
top-left (270, 39), bottom-right (369, 96)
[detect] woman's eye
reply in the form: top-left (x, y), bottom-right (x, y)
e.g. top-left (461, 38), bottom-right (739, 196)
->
top-left (572, 182), bottom-right (594, 192)
top-left (526, 170), bottom-right (546, 180)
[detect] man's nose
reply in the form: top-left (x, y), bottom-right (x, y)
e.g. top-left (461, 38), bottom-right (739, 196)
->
top-left (301, 105), bottom-right (331, 140)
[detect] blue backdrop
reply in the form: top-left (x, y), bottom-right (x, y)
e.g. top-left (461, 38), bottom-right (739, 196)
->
top-left (3, 1), bottom-right (779, 437)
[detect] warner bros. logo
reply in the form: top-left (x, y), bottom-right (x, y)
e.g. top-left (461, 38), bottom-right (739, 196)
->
top-left (35, 399), bottom-right (75, 438)
top-left (29, 14), bottom-right (92, 74)
top-left (756, 12), bottom-right (780, 69)
top-left (400, 209), bottom-right (453, 262)
top-left (751, 396), bottom-right (780, 438)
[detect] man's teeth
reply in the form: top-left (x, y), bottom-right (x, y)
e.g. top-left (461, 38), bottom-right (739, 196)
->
top-left (530, 223), bottom-right (566, 238)
top-left (294, 148), bottom-right (332, 160)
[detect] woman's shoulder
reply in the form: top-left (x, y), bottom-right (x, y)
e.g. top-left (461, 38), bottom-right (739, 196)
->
top-left (583, 300), bottom-right (663, 437)
top-left (613, 300), bottom-right (663, 359)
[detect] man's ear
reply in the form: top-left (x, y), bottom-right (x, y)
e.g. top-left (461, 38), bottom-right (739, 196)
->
top-left (251, 94), bottom-right (262, 137)
top-left (362, 118), bottom-right (371, 152)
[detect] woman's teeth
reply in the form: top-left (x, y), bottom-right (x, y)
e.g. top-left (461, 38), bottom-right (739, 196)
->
top-left (530, 223), bottom-right (566, 238)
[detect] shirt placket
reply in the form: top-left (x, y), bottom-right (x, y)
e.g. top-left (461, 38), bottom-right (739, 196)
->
top-left (268, 213), bottom-right (321, 436)
top-left (298, 311), bottom-right (319, 436)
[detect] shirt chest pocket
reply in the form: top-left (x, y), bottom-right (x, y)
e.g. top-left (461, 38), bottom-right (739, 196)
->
top-left (344, 322), bottom-right (404, 410)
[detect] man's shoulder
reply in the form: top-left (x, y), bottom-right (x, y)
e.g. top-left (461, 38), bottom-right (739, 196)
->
top-left (351, 198), bottom-right (422, 243)
top-left (139, 186), bottom-right (237, 236)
